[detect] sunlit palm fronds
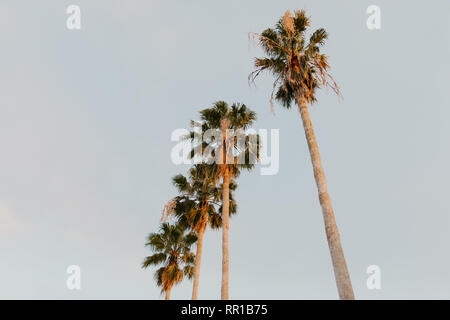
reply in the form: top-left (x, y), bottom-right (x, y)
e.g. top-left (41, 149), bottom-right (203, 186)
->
top-left (249, 10), bottom-right (340, 110)
top-left (142, 223), bottom-right (197, 296)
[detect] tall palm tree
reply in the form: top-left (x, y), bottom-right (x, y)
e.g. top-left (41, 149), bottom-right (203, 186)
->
top-left (250, 10), bottom-right (355, 299)
top-left (186, 101), bottom-right (260, 299)
top-left (168, 164), bottom-right (237, 299)
top-left (142, 223), bottom-right (197, 300)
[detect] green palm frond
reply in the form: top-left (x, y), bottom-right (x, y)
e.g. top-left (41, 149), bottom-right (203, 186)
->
top-left (172, 174), bottom-right (191, 193)
top-left (145, 233), bottom-right (165, 251)
top-left (142, 253), bottom-right (167, 268)
top-left (154, 267), bottom-right (164, 287)
top-left (184, 232), bottom-right (198, 246)
top-left (182, 252), bottom-right (196, 264)
top-left (183, 265), bottom-right (195, 279)
top-left (208, 212), bottom-right (222, 229)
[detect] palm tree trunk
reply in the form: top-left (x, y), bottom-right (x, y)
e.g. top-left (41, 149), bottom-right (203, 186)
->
top-left (221, 166), bottom-right (230, 300)
top-left (165, 286), bottom-right (172, 300)
top-left (297, 96), bottom-right (355, 300)
top-left (192, 222), bottom-right (206, 300)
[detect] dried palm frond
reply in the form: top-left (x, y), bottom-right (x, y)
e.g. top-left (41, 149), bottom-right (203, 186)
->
top-left (282, 10), bottom-right (295, 35)
top-left (161, 198), bottom-right (176, 222)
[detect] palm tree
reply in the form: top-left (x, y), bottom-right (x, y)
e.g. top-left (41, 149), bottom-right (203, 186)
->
top-left (186, 101), bottom-right (260, 299)
top-left (142, 223), bottom-right (197, 300)
top-left (168, 164), bottom-right (237, 299)
top-left (249, 10), bottom-right (355, 299)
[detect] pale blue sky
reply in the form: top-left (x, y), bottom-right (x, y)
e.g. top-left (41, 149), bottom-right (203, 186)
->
top-left (1, 0), bottom-right (450, 299)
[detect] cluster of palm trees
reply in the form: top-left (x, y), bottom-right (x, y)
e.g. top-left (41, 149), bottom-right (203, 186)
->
top-left (143, 9), bottom-right (355, 300)
top-left (143, 102), bottom-right (259, 300)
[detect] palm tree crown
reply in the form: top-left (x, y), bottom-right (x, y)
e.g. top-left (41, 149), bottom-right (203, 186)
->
top-left (142, 223), bottom-right (197, 299)
top-left (169, 164), bottom-right (237, 232)
top-left (250, 10), bottom-right (340, 109)
top-left (187, 101), bottom-right (260, 174)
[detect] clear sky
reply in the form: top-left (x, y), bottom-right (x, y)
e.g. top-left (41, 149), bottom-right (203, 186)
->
top-left (1, 0), bottom-right (450, 299)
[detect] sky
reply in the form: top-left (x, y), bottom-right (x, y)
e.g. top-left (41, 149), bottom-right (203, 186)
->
top-left (0, 0), bottom-right (450, 299)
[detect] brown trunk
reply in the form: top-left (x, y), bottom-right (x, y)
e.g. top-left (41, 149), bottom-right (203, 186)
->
top-left (191, 221), bottom-right (206, 300)
top-left (220, 119), bottom-right (231, 300)
top-left (221, 166), bottom-right (230, 300)
top-left (297, 96), bottom-right (355, 300)
top-left (165, 286), bottom-right (172, 300)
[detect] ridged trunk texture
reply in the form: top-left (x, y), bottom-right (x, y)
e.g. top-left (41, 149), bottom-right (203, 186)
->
top-left (221, 167), bottom-right (230, 300)
top-left (297, 96), bottom-right (355, 300)
top-left (191, 221), bottom-right (206, 300)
